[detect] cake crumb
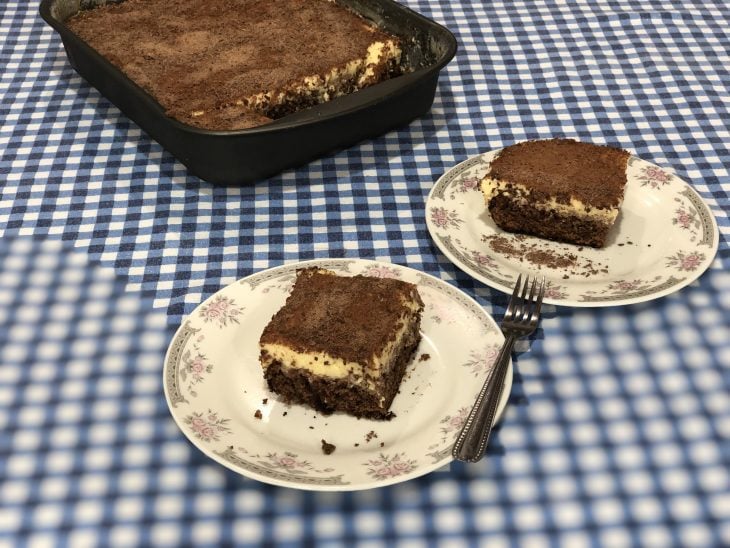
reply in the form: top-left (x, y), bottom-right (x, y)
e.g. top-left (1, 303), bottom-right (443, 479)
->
top-left (262, 398), bottom-right (268, 404)
top-left (254, 410), bottom-right (262, 419)
top-left (309, 426), bottom-right (314, 430)
top-left (354, 443), bottom-right (359, 447)
top-left (380, 442), bottom-right (384, 448)
top-left (366, 430), bottom-right (378, 442)
top-left (321, 440), bottom-right (336, 455)
top-left (282, 411), bottom-right (287, 417)
top-left (419, 353), bottom-right (430, 362)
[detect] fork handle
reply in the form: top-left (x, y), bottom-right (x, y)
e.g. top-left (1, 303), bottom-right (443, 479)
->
top-left (452, 334), bottom-right (516, 462)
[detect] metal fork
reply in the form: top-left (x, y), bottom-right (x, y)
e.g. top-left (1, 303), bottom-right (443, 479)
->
top-left (452, 274), bottom-right (545, 463)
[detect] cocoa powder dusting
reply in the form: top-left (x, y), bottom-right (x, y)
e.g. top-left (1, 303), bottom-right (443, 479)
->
top-left (485, 139), bottom-right (629, 208)
top-left (66, 0), bottom-right (403, 130)
top-left (260, 268), bottom-right (424, 366)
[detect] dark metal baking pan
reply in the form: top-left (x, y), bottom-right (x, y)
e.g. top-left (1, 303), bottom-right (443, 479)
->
top-left (40, 0), bottom-right (457, 185)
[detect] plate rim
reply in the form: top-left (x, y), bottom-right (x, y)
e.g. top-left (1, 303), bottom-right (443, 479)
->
top-left (163, 258), bottom-right (511, 491)
top-left (426, 147), bottom-right (720, 307)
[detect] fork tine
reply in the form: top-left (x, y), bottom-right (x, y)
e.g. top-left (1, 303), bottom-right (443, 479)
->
top-left (529, 276), bottom-right (545, 325)
top-left (534, 276), bottom-right (545, 319)
top-left (505, 274), bottom-right (522, 321)
top-left (518, 274), bottom-right (532, 319)
top-left (522, 276), bottom-right (538, 322)
top-left (520, 275), bottom-right (531, 300)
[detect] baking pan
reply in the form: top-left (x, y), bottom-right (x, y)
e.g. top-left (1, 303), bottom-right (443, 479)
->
top-left (40, 0), bottom-right (457, 185)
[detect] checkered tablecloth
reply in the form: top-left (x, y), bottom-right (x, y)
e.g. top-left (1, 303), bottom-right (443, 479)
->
top-left (1, 0), bottom-right (729, 545)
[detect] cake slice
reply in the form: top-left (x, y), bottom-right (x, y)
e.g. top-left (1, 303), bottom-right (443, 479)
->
top-left (259, 268), bottom-right (424, 420)
top-left (480, 139), bottom-right (630, 247)
top-left (66, 0), bottom-right (404, 130)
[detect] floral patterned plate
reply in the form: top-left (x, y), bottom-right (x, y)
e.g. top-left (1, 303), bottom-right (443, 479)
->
top-left (163, 259), bottom-right (509, 491)
top-left (426, 148), bottom-right (719, 307)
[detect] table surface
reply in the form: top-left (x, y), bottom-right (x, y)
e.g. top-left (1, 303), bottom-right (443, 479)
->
top-left (1, 0), bottom-right (729, 546)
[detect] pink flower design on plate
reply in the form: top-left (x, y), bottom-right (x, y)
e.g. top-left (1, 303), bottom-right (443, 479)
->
top-left (430, 206), bottom-right (463, 229)
top-left (638, 165), bottom-right (672, 189)
top-left (266, 452), bottom-right (310, 470)
top-left (672, 207), bottom-right (697, 229)
top-left (470, 250), bottom-right (497, 270)
top-left (608, 279), bottom-right (644, 292)
top-left (457, 176), bottom-right (480, 193)
top-left (190, 357), bottom-right (205, 375)
top-left (462, 346), bottom-right (500, 376)
top-left (179, 348), bottom-right (213, 397)
top-left (439, 406), bottom-right (470, 440)
top-left (365, 453), bottom-right (417, 480)
top-left (362, 264), bottom-right (401, 279)
top-left (666, 251), bottom-right (705, 272)
top-left (186, 353), bottom-right (212, 382)
top-left (427, 291), bottom-right (463, 325)
top-left (544, 282), bottom-right (568, 301)
top-left (199, 295), bottom-right (242, 327)
top-left (184, 410), bottom-right (231, 442)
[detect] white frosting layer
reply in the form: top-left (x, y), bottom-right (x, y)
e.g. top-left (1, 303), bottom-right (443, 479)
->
top-left (479, 177), bottom-right (620, 224)
top-left (191, 38), bottom-right (401, 119)
top-left (260, 294), bottom-right (421, 393)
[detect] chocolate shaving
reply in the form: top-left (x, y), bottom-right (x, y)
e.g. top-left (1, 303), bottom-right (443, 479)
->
top-left (482, 234), bottom-right (608, 278)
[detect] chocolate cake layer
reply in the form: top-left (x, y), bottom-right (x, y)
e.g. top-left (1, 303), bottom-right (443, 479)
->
top-left (259, 268), bottom-right (424, 419)
top-left (66, 0), bottom-right (404, 130)
top-left (488, 194), bottom-right (614, 248)
top-left (263, 312), bottom-right (421, 419)
top-left (480, 139), bottom-right (630, 247)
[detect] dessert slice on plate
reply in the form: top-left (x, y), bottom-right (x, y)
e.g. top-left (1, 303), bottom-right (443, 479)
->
top-left (479, 139), bottom-right (630, 247)
top-left (259, 268), bottom-right (424, 420)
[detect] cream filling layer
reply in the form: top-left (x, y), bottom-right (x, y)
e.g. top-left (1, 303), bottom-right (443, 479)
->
top-left (190, 39), bottom-right (401, 119)
top-left (479, 177), bottom-right (620, 224)
top-left (260, 299), bottom-right (420, 393)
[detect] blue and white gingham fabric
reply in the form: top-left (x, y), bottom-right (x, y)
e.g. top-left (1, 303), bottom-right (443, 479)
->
top-left (1, 0), bottom-right (729, 545)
